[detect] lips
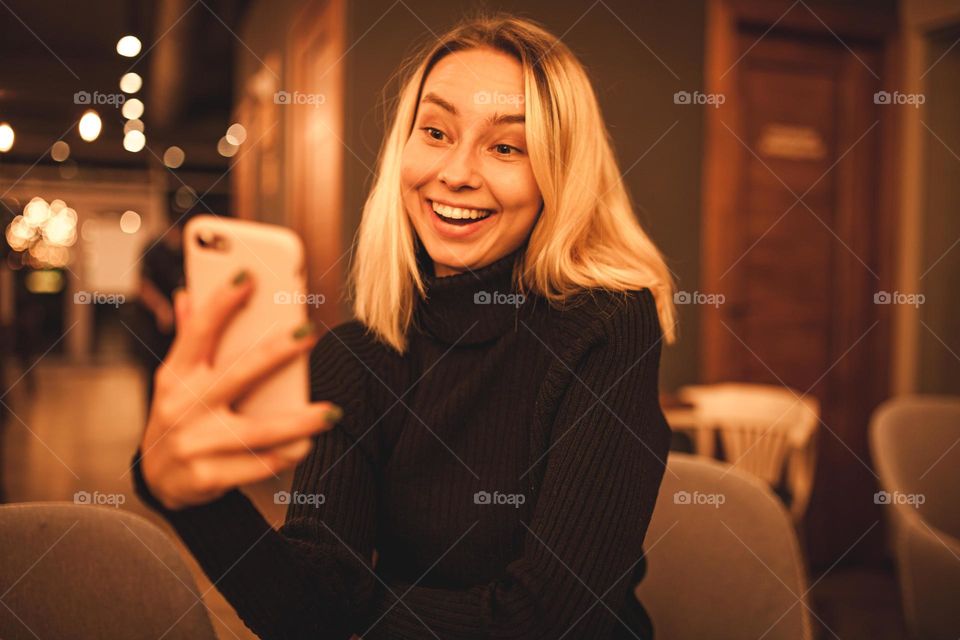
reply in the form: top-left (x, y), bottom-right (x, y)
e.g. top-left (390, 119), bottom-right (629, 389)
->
top-left (424, 197), bottom-right (498, 238)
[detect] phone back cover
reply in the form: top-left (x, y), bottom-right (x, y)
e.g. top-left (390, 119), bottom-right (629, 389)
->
top-left (184, 215), bottom-right (310, 418)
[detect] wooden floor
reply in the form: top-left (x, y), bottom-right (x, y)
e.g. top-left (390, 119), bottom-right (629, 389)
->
top-left (1, 357), bottom-right (909, 640)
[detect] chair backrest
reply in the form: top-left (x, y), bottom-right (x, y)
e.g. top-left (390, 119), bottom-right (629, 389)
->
top-left (870, 395), bottom-right (960, 537)
top-left (635, 453), bottom-right (813, 640)
top-left (0, 502), bottom-right (216, 640)
top-left (678, 383), bottom-right (819, 487)
top-left (870, 395), bottom-right (960, 640)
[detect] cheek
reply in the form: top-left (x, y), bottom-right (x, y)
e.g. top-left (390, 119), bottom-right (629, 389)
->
top-left (493, 164), bottom-right (542, 216)
top-left (399, 145), bottom-right (417, 192)
top-left (400, 139), bottom-right (439, 192)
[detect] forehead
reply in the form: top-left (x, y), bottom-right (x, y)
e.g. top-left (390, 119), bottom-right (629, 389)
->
top-left (422, 47), bottom-right (524, 108)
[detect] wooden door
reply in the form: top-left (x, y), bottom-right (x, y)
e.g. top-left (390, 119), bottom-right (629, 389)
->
top-left (702, 1), bottom-right (898, 566)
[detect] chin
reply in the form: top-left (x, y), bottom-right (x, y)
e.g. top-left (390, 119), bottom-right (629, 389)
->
top-left (424, 243), bottom-right (477, 274)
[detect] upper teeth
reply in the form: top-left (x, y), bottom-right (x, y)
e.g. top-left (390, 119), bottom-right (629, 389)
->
top-left (431, 201), bottom-right (492, 220)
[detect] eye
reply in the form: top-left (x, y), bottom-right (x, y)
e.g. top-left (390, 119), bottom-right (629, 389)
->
top-left (421, 126), bottom-right (446, 142)
top-left (493, 143), bottom-right (523, 156)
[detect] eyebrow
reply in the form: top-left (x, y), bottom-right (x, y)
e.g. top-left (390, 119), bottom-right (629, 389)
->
top-left (420, 92), bottom-right (525, 126)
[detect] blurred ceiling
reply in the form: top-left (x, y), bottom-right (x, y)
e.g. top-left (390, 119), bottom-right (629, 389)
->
top-left (0, 0), bottom-right (251, 170)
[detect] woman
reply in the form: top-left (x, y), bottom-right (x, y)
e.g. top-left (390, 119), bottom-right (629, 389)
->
top-left (134, 14), bottom-right (677, 640)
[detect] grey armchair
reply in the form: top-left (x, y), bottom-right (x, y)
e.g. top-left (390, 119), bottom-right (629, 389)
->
top-left (0, 502), bottom-right (216, 639)
top-left (635, 453), bottom-right (813, 640)
top-left (870, 395), bottom-right (960, 640)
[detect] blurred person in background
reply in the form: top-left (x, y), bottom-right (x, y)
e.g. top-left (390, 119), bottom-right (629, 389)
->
top-left (130, 211), bottom-right (185, 410)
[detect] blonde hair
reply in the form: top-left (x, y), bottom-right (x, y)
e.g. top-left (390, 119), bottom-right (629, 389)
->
top-left (349, 13), bottom-right (677, 354)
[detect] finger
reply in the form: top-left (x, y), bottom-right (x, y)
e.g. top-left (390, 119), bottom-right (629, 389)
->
top-left (207, 322), bottom-right (318, 405)
top-left (163, 289), bottom-right (192, 367)
top-left (174, 270), bottom-right (255, 367)
top-left (195, 438), bottom-right (316, 492)
top-left (173, 288), bottom-right (190, 326)
top-left (265, 437), bottom-right (315, 462)
top-left (180, 402), bottom-right (342, 456)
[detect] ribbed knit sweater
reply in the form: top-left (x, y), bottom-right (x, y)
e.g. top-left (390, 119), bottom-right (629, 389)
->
top-left (131, 243), bottom-right (671, 640)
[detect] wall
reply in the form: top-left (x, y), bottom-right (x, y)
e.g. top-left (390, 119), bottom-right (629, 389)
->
top-left (918, 24), bottom-right (960, 394)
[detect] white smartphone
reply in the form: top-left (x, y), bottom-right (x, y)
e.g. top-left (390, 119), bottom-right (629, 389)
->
top-left (183, 214), bottom-right (310, 417)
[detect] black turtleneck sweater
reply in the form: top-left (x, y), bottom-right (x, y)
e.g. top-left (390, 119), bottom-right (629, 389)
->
top-left (131, 244), bottom-right (671, 640)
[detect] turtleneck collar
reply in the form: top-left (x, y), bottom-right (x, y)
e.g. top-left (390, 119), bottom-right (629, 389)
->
top-left (412, 241), bottom-right (534, 346)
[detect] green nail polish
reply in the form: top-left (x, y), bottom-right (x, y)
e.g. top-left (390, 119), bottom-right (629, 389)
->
top-left (292, 321), bottom-right (315, 340)
top-left (323, 404), bottom-right (344, 423)
top-left (232, 270), bottom-right (249, 286)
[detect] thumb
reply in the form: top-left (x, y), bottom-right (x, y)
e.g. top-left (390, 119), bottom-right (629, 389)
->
top-left (173, 288), bottom-right (191, 327)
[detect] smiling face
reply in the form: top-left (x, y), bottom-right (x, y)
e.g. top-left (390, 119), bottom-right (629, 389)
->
top-left (401, 47), bottom-right (543, 277)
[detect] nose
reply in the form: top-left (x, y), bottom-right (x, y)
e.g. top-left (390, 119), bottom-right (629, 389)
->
top-left (439, 143), bottom-right (482, 190)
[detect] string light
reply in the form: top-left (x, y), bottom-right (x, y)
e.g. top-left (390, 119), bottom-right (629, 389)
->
top-left (123, 129), bottom-right (146, 152)
top-left (121, 98), bottom-right (144, 120)
top-left (78, 110), bottom-right (102, 142)
top-left (116, 35), bottom-right (142, 57)
top-left (119, 72), bottom-right (143, 94)
top-left (225, 123), bottom-right (247, 145)
top-left (0, 123), bottom-right (14, 152)
top-left (163, 146), bottom-right (185, 168)
top-left (51, 140), bottom-right (70, 161)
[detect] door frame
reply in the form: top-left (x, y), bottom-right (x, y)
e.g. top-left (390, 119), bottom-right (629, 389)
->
top-left (700, 0), bottom-right (902, 565)
top-left (287, 0), bottom-right (348, 329)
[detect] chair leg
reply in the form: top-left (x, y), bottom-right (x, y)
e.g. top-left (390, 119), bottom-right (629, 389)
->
top-left (694, 427), bottom-right (717, 458)
top-left (787, 438), bottom-right (816, 522)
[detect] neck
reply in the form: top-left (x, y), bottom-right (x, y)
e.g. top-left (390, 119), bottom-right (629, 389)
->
top-left (413, 242), bottom-right (534, 346)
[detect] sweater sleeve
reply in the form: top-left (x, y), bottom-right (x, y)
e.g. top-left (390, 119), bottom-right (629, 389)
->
top-left (356, 290), bottom-right (672, 640)
top-left (130, 321), bottom-right (384, 640)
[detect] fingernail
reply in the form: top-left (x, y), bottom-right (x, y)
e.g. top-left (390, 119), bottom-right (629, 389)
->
top-left (232, 270), bottom-right (249, 286)
top-left (322, 404), bottom-right (343, 424)
top-left (292, 321), bottom-right (315, 340)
